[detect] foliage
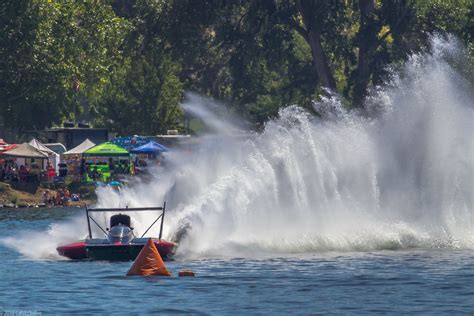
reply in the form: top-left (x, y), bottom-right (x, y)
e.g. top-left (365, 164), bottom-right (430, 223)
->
top-left (0, 0), bottom-right (471, 138)
top-left (98, 54), bottom-right (183, 135)
top-left (0, 0), bottom-right (129, 134)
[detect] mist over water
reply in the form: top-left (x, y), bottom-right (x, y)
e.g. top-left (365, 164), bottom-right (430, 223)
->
top-left (3, 36), bottom-right (473, 259)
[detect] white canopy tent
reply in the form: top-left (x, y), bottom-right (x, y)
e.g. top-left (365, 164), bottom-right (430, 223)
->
top-left (0, 143), bottom-right (48, 172)
top-left (61, 139), bottom-right (96, 178)
top-left (0, 143), bottom-right (48, 159)
top-left (62, 139), bottom-right (96, 156)
top-left (29, 138), bottom-right (60, 171)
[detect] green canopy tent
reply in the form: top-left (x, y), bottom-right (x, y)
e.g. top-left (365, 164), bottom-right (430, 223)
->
top-left (83, 142), bottom-right (130, 182)
top-left (83, 142), bottom-right (129, 156)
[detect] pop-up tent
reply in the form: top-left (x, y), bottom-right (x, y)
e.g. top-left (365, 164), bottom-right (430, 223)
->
top-left (63, 139), bottom-right (96, 156)
top-left (29, 138), bottom-right (59, 171)
top-left (130, 141), bottom-right (169, 154)
top-left (83, 142), bottom-right (130, 182)
top-left (62, 139), bottom-right (97, 178)
top-left (0, 143), bottom-right (48, 159)
top-left (111, 136), bottom-right (149, 151)
top-left (29, 138), bottom-right (56, 155)
top-left (84, 142), bottom-right (129, 156)
top-left (0, 143), bottom-right (48, 183)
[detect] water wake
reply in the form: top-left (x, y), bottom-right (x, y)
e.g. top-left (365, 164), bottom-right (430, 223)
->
top-left (3, 36), bottom-right (473, 259)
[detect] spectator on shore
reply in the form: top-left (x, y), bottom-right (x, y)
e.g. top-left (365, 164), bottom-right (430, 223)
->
top-left (80, 159), bottom-right (86, 181)
top-left (5, 166), bottom-right (12, 181)
top-left (11, 165), bottom-right (19, 182)
top-left (64, 188), bottom-right (71, 203)
top-left (72, 156), bottom-right (79, 181)
top-left (108, 158), bottom-right (116, 181)
top-left (61, 189), bottom-right (69, 206)
top-left (54, 189), bottom-right (63, 206)
top-left (42, 191), bottom-right (49, 205)
top-left (47, 162), bottom-right (55, 183)
top-left (0, 165), bottom-right (5, 181)
top-left (91, 166), bottom-right (100, 181)
top-left (30, 163), bottom-right (40, 183)
top-left (19, 165), bottom-right (29, 182)
top-left (108, 158), bottom-right (115, 172)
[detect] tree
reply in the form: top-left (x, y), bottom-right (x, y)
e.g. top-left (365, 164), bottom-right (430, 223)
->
top-left (294, 0), bottom-right (337, 91)
top-left (97, 1), bottom-right (184, 135)
top-left (0, 0), bottom-right (129, 137)
top-left (1, 0), bottom-right (471, 138)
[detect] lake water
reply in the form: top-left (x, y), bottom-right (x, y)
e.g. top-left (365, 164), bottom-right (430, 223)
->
top-left (0, 208), bottom-right (473, 314)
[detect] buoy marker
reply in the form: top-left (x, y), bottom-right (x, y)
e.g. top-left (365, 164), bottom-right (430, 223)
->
top-left (178, 269), bottom-right (196, 277)
top-left (126, 238), bottom-right (172, 276)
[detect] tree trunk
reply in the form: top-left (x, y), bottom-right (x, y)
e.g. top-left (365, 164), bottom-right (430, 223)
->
top-left (295, 0), bottom-right (336, 91)
top-left (352, 0), bottom-right (378, 107)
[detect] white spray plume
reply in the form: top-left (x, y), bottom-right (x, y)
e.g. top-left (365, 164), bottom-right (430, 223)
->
top-left (3, 35), bottom-right (473, 259)
top-left (181, 92), bottom-right (246, 135)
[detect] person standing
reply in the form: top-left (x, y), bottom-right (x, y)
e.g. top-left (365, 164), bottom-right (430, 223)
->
top-left (47, 162), bottom-right (55, 183)
top-left (42, 191), bottom-right (49, 205)
top-left (108, 157), bottom-right (115, 181)
top-left (72, 156), bottom-right (79, 181)
top-left (19, 165), bottom-right (27, 182)
top-left (80, 158), bottom-right (86, 182)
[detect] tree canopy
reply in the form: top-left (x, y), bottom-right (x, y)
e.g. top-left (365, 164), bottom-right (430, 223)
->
top-left (1, 0), bottom-right (472, 138)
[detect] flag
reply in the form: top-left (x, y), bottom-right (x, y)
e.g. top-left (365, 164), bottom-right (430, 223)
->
top-left (73, 76), bottom-right (80, 92)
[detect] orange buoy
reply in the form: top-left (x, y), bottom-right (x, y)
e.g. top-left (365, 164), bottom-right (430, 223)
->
top-left (126, 239), bottom-right (172, 276)
top-left (178, 269), bottom-right (196, 277)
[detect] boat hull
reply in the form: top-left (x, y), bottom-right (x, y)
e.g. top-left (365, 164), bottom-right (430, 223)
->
top-left (57, 239), bottom-right (176, 261)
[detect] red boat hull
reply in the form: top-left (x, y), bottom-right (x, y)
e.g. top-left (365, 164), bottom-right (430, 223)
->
top-left (57, 241), bottom-right (87, 260)
top-left (57, 239), bottom-right (176, 261)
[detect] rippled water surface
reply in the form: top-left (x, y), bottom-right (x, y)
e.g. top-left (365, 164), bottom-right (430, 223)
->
top-left (1, 208), bottom-right (473, 314)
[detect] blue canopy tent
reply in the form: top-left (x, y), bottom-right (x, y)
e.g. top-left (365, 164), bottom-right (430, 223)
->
top-left (130, 141), bottom-right (169, 154)
top-left (111, 136), bottom-right (149, 151)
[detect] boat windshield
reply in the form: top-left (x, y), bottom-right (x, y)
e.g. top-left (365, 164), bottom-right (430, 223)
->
top-left (108, 225), bottom-right (133, 243)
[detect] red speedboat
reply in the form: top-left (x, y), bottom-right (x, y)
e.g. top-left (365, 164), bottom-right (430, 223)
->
top-left (57, 204), bottom-right (177, 261)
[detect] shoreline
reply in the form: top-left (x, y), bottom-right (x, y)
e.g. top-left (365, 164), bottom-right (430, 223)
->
top-left (0, 182), bottom-right (96, 209)
top-left (0, 201), bottom-right (92, 209)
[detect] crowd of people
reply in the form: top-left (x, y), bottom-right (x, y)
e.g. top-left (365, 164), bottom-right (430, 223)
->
top-left (0, 160), bottom-right (83, 207)
top-left (0, 159), bottom-right (132, 185)
top-left (0, 161), bottom-right (53, 183)
top-left (41, 189), bottom-right (80, 207)
top-left (0, 139), bottom-right (169, 209)
top-left (85, 158), bottom-right (132, 182)
top-left (0, 161), bottom-right (58, 184)
top-left (64, 157), bottom-right (132, 183)
top-left (1, 153), bottom-right (163, 186)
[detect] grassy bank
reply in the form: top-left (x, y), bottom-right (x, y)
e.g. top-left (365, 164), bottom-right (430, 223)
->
top-left (0, 182), bottom-right (96, 207)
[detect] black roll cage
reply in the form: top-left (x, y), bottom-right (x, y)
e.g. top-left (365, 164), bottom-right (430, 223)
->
top-left (85, 202), bottom-right (167, 240)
